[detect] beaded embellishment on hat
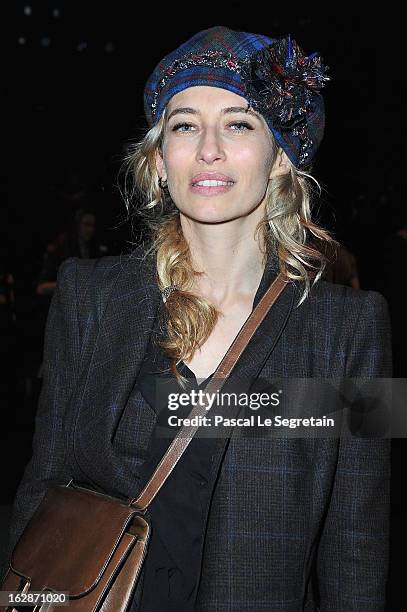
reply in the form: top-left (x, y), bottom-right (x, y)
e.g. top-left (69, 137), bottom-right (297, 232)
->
top-left (150, 50), bottom-right (244, 121)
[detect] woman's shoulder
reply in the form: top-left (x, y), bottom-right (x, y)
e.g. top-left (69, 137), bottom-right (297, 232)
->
top-left (307, 277), bottom-right (390, 319)
top-left (55, 246), bottom-right (157, 317)
top-left (59, 254), bottom-right (124, 283)
top-left (58, 245), bottom-right (154, 289)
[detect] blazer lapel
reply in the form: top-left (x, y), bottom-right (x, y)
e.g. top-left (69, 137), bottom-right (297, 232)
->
top-left (205, 252), bottom-right (296, 486)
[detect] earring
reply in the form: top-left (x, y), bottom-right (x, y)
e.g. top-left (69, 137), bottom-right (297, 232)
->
top-left (158, 176), bottom-right (167, 189)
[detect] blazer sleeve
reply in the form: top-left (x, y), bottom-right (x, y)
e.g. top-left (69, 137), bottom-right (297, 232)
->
top-left (1, 258), bottom-right (80, 579)
top-left (316, 290), bottom-right (392, 611)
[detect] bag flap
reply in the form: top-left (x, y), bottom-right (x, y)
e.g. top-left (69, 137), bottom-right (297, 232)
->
top-left (11, 484), bottom-right (148, 596)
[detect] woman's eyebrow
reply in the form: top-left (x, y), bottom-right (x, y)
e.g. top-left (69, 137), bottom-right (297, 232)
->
top-left (166, 106), bottom-right (260, 121)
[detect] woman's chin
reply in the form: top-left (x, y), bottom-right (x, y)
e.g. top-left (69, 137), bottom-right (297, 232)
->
top-left (179, 207), bottom-right (239, 225)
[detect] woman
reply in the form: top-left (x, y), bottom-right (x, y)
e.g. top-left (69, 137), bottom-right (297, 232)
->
top-left (3, 26), bottom-right (391, 611)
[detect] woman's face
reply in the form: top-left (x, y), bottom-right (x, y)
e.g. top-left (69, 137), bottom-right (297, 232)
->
top-left (155, 85), bottom-right (290, 225)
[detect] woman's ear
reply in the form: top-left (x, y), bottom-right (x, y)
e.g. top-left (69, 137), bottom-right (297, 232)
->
top-left (155, 148), bottom-right (167, 181)
top-left (269, 149), bottom-right (291, 180)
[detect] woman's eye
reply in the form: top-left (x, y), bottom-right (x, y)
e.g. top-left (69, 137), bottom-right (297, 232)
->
top-left (172, 122), bottom-right (194, 132)
top-left (229, 122), bottom-right (253, 131)
top-left (171, 121), bottom-right (253, 133)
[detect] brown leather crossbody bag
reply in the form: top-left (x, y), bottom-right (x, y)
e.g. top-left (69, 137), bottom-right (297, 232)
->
top-left (0, 273), bottom-right (288, 612)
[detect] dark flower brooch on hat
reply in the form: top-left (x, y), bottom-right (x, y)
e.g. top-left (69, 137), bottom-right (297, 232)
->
top-left (240, 34), bottom-right (330, 165)
top-left (240, 34), bottom-right (329, 128)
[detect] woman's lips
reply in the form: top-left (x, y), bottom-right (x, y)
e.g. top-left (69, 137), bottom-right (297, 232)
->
top-left (189, 183), bottom-right (235, 196)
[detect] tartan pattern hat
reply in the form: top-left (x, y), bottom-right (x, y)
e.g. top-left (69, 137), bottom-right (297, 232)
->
top-left (143, 26), bottom-right (330, 169)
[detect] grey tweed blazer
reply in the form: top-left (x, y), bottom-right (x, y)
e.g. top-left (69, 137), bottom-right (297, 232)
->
top-left (3, 245), bottom-right (392, 612)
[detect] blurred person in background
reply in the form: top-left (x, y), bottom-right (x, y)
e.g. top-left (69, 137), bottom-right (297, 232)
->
top-left (321, 242), bottom-right (360, 288)
top-left (379, 213), bottom-right (407, 377)
top-left (36, 208), bottom-right (108, 297)
top-left (0, 254), bottom-right (16, 424)
top-left (32, 208), bottom-right (108, 391)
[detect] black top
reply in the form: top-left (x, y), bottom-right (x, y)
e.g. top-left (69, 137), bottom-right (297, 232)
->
top-left (133, 326), bottom-right (218, 611)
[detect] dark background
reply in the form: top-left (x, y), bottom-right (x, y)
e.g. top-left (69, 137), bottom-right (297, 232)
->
top-left (3, 2), bottom-right (405, 608)
top-left (6, 2), bottom-right (403, 279)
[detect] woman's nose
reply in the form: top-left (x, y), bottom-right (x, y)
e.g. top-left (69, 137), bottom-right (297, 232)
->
top-left (196, 128), bottom-right (226, 164)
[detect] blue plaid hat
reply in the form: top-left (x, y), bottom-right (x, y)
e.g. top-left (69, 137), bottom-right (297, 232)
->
top-left (143, 26), bottom-right (330, 169)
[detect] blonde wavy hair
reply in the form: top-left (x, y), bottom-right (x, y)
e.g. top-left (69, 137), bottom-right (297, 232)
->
top-left (120, 105), bottom-right (338, 387)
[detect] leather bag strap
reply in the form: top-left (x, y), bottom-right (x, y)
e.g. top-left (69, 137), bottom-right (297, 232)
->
top-left (131, 271), bottom-right (288, 511)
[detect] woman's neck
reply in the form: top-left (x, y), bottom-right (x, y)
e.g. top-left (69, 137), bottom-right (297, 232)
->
top-left (180, 217), bottom-right (266, 307)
